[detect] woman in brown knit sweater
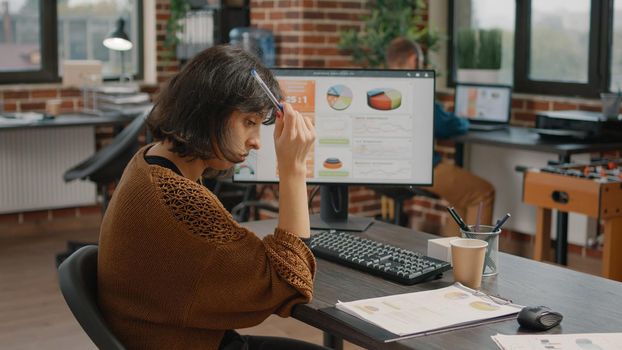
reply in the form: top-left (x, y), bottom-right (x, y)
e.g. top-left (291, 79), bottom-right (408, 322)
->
top-left (98, 45), bottom-right (327, 350)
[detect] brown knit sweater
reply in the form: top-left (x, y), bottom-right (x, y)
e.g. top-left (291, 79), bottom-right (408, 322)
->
top-left (98, 145), bottom-right (316, 350)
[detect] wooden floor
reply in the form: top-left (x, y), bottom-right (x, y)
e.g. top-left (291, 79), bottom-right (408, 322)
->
top-left (0, 215), bottom-right (601, 349)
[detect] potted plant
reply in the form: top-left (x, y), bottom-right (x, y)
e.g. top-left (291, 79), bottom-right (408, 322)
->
top-left (456, 28), bottom-right (503, 83)
top-left (456, 28), bottom-right (477, 69)
top-left (165, 0), bottom-right (191, 53)
top-left (338, 0), bottom-right (440, 68)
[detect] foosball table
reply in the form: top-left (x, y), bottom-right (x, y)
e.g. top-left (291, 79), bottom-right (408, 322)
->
top-left (522, 159), bottom-right (622, 282)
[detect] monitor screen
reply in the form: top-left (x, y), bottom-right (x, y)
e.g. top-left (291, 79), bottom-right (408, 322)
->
top-left (233, 68), bottom-right (435, 187)
top-left (454, 84), bottom-right (512, 123)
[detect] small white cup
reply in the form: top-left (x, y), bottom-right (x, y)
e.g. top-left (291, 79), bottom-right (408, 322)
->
top-left (601, 93), bottom-right (621, 119)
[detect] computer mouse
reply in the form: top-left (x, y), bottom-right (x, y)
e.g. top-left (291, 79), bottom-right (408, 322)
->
top-left (517, 306), bottom-right (563, 331)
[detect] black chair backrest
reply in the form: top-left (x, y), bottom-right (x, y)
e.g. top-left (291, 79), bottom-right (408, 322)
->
top-left (58, 245), bottom-right (126, 350)
top-left (230, 200), bottom-right (279, 222)
top-left (64, 108), bottom-right (151, 185)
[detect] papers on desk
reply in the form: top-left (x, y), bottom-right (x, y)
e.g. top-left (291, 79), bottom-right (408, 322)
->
top-left (492, 333), bottom-right (622, 350)
top-left (333, 283), bottom-right (522, 341)
top-left (94, 83), bottom-right (140, 94)
top-left (0, 112), bottom-right (45, 125)
top-left (94, 84), bottom-right (152, 116)
top-left (98, 92), bottom-right (150, 105)
top-left (0, 116), bottom-right (31, 125)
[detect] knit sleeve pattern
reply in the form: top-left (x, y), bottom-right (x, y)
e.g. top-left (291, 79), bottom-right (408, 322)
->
top-left (263, 228), bottom-right (316, 299)
top-left (151, 167), bottom-right (247, 244)
top-left (151, 167), bottom-right (315, 299)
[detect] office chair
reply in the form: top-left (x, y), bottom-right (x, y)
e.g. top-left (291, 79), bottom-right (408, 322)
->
top-left (58, 108), bottom-right (150, 266)
top-left (63, 108), bottom-right (150, 213)
top-left (230, 200), bottom-right (279, 222)
top-left (57, 245), bottom-right (126, 350)
top-left (209, 179), bottom-right (257, 214)
top-left (204, 179), bottom-right (279, 222)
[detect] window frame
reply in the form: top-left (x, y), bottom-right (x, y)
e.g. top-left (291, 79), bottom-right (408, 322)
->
top-left (448, 0), bottom-right (615, 98)
top-left (0, 1), bottom-right (58, 84)
top-left (0, 0), bottom-right (144, 85)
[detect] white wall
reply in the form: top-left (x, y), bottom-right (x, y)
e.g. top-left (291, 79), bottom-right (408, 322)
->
top-left (143, 0), bottom-right (157, 85)
top-left (429, 0), bottom-right (449, 90)
top-left (465, 144), bottom-right (596, 246)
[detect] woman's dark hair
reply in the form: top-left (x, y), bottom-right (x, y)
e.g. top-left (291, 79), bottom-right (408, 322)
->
top-left (147, 45), bottom-right (281, 161)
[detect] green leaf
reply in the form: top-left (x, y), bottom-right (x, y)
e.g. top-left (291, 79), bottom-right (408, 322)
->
top-left (456, 29), bottom-right (477, 69)
top-left (478, 29), bottom-right (502, 69)
top-left (165, 0), bottom-right (190, 50)
top-left (338, 0), bottom-right (442, 68)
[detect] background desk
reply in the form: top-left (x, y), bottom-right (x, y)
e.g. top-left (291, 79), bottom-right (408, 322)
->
top-left (0, 112), bottom-right (133, 131)
top-left (453, 126), bottom-right (622, 165)
top-left (244, 220), bottom-right (622, 350)
top-left (0, 113), bottom-right (134, 213)
top-left (453, 126), bottom-right (622, 265)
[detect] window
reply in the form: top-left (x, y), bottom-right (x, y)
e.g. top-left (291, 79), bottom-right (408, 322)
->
top-left (449, 0), bottom-right (614, 97)
top-left (0, 0), bottom-right (56, 83)
top-left (0, 1), bottom-right (41, 71)
top-left (58, 0), bottom-right (142, 79)
top-left (529, 0), bottom-right (591, 83)
top-left (611, 0), bottom-right (622, 92)
top-left (0, 0), bottom-right (142, 84)
top-left (451, 0), bottom-right (515, 85)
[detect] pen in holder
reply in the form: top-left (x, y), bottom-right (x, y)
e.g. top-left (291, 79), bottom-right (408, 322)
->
top-left (460, 225), bottom-right (500, 277)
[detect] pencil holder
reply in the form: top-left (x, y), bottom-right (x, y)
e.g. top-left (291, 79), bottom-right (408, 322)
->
top-left (460, 225), bottom-right (500, 277)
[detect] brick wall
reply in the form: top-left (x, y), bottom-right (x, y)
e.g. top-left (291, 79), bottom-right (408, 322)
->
top-left (155, 0), bottom-right (181, 83)
top-left (249, 0), bottom-right (443, 226)
top-left (1, 87), bottom-right (81, 114)
top-left (254, 184), bottom-right (382, 220)
top-left (433, 91), bottom-right (622, 164)
top-left (250, 0), bottom-right (370, 68)
top-left (250, 0), bottom-right (379, 219)
top-left (3, 1), bottom-right (619, 233)
top-left (436, 90), bottom-right (616, 128)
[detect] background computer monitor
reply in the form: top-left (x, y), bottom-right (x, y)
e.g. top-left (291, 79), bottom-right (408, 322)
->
top-left (234, 68), bottom-right (435, 231)
top-left (454, 84), bottom-right (512, 123)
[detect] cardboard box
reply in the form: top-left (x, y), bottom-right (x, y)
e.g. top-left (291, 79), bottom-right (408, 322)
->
top-left (427, 237), bottom-right (458, 265)
top-left (62, 60), bottom-right (102, 87)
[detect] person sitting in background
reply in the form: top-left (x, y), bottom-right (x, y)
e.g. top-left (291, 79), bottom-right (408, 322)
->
top-left (98, 45), bottom-right (327, 350)
top-left (386, 37), bottom-right (495, 236)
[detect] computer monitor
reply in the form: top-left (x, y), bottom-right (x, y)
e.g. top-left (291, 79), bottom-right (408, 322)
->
top-left (233, 68), bottom-right (435, 231)
top-left (454, 83), bottom-right (512, 124)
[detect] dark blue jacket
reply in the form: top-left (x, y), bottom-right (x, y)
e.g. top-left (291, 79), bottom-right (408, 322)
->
top-left (433, 102), bottom-right (469, 166)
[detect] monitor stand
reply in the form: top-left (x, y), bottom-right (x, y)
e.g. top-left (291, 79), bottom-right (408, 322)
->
top-left (309, 184), bottom-right (373, 232)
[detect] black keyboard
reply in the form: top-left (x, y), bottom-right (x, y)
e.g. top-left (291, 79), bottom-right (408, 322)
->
top-left (308, 230), bottom-right (451, 285)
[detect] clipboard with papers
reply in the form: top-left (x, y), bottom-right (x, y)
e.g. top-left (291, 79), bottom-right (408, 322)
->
top-left (320, 283), bottom-right (523, 343)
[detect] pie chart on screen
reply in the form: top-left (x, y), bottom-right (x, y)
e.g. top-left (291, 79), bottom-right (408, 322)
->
top-left (367, 88), bottom-right (402, 110)
top-left (327, 85), bottom-right (353, 111)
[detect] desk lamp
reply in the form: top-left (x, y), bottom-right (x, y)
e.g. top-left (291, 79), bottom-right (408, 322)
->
top-left (103, 17), bottom-right (133, 81)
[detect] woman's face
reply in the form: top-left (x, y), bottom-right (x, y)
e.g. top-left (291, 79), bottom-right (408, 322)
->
top-left (205, 110), bottom-right (264, 170)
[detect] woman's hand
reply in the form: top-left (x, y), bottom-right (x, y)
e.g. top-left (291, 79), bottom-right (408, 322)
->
top-left (273, 102), bottom-right (314, 238)
top-left (273, 102), bottom-right (316, 177)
